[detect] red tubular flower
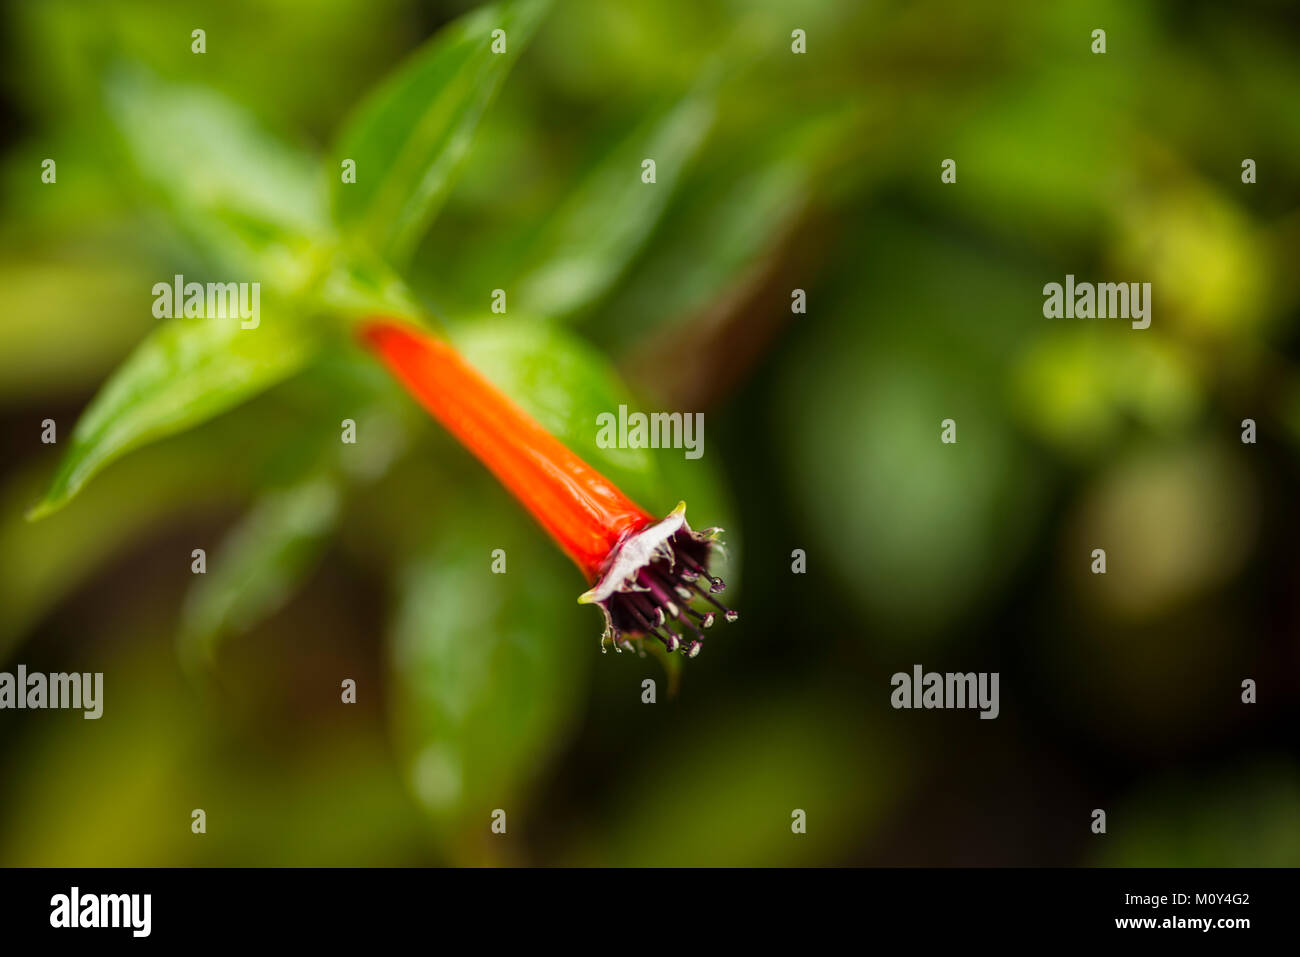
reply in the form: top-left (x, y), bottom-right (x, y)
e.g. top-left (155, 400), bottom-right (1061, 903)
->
top-left (360, 319), bottom-right (737, 656)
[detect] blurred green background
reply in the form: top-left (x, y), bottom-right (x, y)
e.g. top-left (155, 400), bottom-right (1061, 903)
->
top-left (1, 0), bottom-right (1299, 866)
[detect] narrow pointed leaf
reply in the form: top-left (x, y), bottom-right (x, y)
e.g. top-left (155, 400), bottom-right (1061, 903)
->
top-left (106, 66), bottom-right (329, 285)
top-left (331, 0), bottom-right (550, 262)
top-left (512, 88), bottom-right (716, 318)
top-left (180, 476), bottom-right (342, 670)
top-left (30, 317), bottom-right (316, 520)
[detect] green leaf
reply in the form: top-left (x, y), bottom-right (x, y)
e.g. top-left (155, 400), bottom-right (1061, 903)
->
top-left (590, 146), bottom-right (809, 354)
top-left (106, 66), bottom-right (329, 287)
top-left (450, 316), bottom-right (740, 581)
top-left (512, 87), bottom-right (716, 318)
top-left (314, 249), bottom-right (429, 327)
top-left (30, 317), bottom-right (316, 520)
top-left (331, 0), bottom-right (550, 263)
top-left (388, 494), bottom-right (589, 848)
top-left (180, 476), bottom-right (342, 670)
top-left (450, 317), bottom-right (660, 506)
top-left (0, 420), bottom-right (269, 660)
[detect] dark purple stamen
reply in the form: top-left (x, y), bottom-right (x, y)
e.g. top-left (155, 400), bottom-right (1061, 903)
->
top-left (596, 522), bottom-right (737, 655)
top-left (688, 578), bottom-right (739, 622)
top-left (688, 608), bottom-right (715, 628)
top-left (628, 601), bottom-right (679, 653)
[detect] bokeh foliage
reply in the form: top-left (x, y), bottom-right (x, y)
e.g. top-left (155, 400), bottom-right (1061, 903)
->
top-left (1, 0), bottom-right (1298, 865)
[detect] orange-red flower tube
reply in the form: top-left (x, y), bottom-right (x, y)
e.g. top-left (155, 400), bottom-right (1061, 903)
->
top-left (360, 319), bottom-right (736, 656)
